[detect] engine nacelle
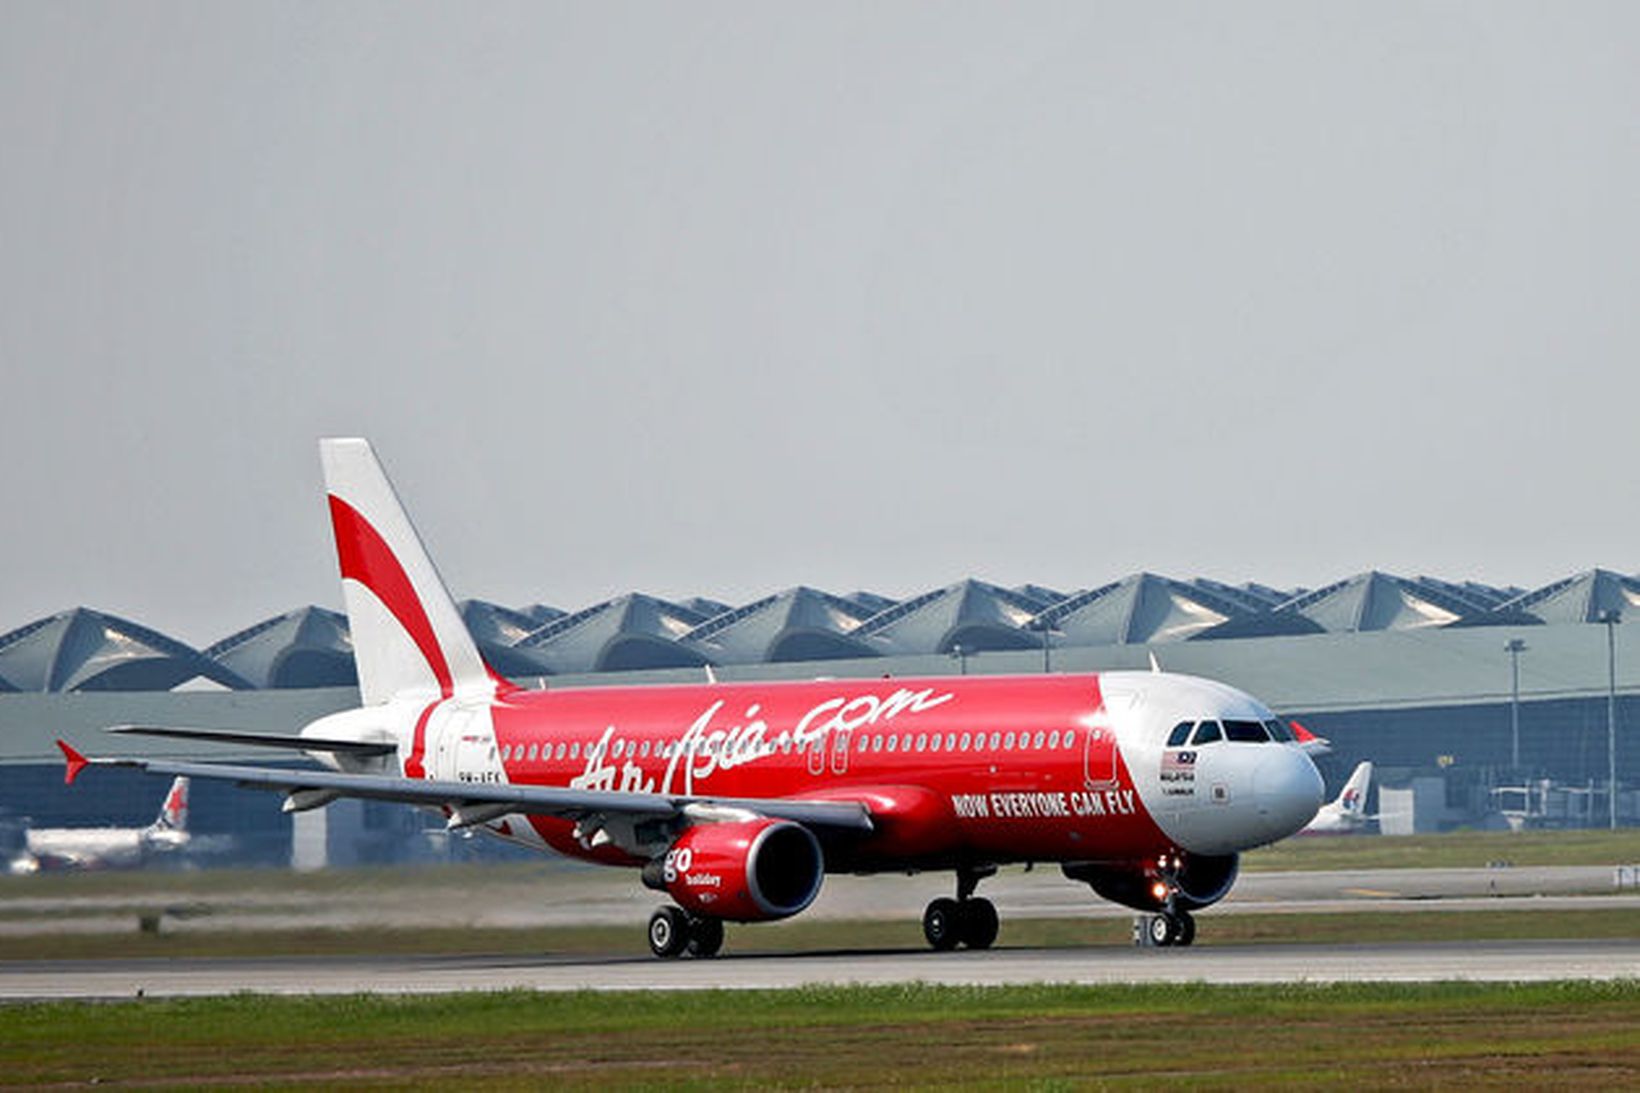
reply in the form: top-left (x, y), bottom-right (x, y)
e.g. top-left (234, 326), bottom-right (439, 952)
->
top-left (643, 819), bottom-right (824, 922)
top-left (1062, 852), bottom-right (1239, 913)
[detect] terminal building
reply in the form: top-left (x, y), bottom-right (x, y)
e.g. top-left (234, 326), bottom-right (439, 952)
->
top-left (2, 567), bottom-right (1638, 868)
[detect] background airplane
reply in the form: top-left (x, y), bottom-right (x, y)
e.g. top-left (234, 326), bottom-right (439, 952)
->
top-left (63, 439), bottom-right (1323, 955)
top-left (7, 776), bottom-right (190, 873)
top-left (1299, 761), bottom-right (1376, 835)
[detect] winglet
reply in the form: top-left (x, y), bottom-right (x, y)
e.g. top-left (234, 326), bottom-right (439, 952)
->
top-left (1289, 720), bottom-right (1333, 756)
top-left (57, 740), bottom-right (89, 785)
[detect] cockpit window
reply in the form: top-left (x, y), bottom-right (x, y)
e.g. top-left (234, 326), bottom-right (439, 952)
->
top-left (1190, 720), bottom-right (1222, 745)
top-left (1166, 721), bottom-right (1193, 747)
top-left (1223, 719), bottom-right (1270, 743)
top-left (1263, 718), bottom-right (1294, 743)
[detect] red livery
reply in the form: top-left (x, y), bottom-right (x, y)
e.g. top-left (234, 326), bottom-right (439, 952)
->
top-left (65, 440), bottom-right (1324, 957)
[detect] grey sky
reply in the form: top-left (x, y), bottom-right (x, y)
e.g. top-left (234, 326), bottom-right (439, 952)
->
top-left (3, 2), bottom-right (1638, 645)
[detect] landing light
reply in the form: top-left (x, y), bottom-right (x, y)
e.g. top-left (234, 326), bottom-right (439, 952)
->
top-left (1151, 880), bottom-right (1169, 902)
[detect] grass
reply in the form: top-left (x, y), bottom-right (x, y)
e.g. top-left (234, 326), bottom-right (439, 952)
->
top-left (2, 981), bottom-right (1637, 1087)
top-left (0, 907), bottom-right (1634, 962)
top-left (3, 828), bottom-right (1636, 902)
top-left (1242, 827), bottom-right (1640, 872)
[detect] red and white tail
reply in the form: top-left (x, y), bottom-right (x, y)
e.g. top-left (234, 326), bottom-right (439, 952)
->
top-left (320, 438), bottom-right (501, 706)
top-left (154, 776), bottom-right (189, 832)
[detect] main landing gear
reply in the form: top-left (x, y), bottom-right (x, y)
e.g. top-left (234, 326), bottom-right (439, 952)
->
top-left (648, 904), bottom-right (725, 959)
top-left (922, 865), bottom-right (1000, 952)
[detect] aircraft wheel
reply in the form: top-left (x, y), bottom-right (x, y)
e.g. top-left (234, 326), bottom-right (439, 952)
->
top-left (648, 905), bottom-right (691, 958)
top-left (687, 915), bottom-right (725, 958)
top-left (960, 897), bottom-right (999, 950)
top-left (923, 897), bottom-right (963, 951)
top-left (1146, 912), bottom-right (1180, 947)
top-left (1175, 911), bottom-right (1196, 947)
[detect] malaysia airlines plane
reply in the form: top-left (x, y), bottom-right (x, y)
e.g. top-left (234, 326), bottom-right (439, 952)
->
top-left (7, 777), bottom-right (189, 874)
top-left (1299, 761), bottom-right (1376, 835)
top-left (61, 439), bottom-right (1323, 956)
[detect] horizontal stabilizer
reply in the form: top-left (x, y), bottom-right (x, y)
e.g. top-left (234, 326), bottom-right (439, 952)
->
top-left (108, 725), bottom-right (395, 757)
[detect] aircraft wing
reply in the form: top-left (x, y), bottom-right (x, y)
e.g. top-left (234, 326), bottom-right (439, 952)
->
top-left (56, 741), bottom-right (874, 833)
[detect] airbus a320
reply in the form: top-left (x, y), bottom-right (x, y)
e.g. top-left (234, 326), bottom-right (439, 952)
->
top-left (62, 439), bottom-right (1324, 957)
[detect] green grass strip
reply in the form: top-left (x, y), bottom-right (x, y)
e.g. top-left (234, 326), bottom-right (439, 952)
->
top-left (3, 981), bottom-right (1637, 1088)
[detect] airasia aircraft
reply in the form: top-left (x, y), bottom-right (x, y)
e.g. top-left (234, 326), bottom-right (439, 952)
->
top-left (62, 439), bottom-right (1323, 956)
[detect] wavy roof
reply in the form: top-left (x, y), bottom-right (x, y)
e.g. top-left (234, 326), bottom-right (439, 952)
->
top-left (10, 569), bottom-right (1628, 689)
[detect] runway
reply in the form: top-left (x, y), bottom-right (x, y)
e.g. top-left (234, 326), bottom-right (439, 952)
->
top-left (4, 938), bottom-right (1637, 1001)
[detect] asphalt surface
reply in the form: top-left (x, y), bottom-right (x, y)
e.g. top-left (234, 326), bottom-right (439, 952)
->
top-left (2, 865), bottom-right (1633, 936)
top-left (4, 865), bottom-right (1637, 1000)
top-left (4, 939), bottom-right (1637, 1000)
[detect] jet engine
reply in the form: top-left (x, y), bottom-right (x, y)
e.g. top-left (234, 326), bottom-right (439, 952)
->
top-left (1062, 852), bottom-right (1239, 912)
top-left (643, 818), bottom-right (824, 922)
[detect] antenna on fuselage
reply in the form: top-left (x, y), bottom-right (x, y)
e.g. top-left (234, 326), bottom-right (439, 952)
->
top-left (704, 665), bottom-right (719, 685)
top-left (1148, 650), bottom-right (1162, 674)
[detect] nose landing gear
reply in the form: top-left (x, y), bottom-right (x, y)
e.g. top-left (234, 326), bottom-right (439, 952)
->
top-left (1137, 909), bottom-right (1195, 947)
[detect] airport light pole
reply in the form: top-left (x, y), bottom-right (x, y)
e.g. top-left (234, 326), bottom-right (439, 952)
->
top-left (1030, 618), bottom-right (1055, 673)
top-left (1506, 638), bottom-right (1527, 771)
top-left (952, 643), bottom-right (968, 676)
top-left (1599, 611), bottom-right (1620, 830)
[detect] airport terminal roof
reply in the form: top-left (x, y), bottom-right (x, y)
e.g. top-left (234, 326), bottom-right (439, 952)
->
top-left (515, 593), bottom-right (712, 674)
top-left (0, 608), bottom-right (249, 693)
top-left (205, 606), bottom-right (355, 689)
top-left (2, 568), bottom-right (1632, 690)
top-left (681, 586), bottom-right (879, 665)
top-left (1038, 573), bottom-right (1250, 645)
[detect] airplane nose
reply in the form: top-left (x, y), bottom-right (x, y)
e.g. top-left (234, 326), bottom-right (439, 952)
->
top-left (1252, 746), bottom-right (1325, 841)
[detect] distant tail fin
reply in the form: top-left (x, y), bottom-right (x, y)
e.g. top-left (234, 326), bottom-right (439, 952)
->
top-left (320, 438), bottom-right (505, 705)
top-left (1335, 761), bottom-right (1373, 817)
top-left (155, 777), bottom-right (189, 831)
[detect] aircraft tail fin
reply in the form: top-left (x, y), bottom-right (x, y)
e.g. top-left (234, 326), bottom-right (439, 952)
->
top-left (154, 776), bottom-right (189, 831)
top-left (320, 438), bottom-right (508, 706)
top-left (1335, 761), bottom-right (1373, 817)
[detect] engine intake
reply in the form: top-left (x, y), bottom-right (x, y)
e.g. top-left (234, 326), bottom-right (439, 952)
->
top-left (1062, 852), bottom-right (1239, 912)
top-left (644, 818), bottom-right (824, 922)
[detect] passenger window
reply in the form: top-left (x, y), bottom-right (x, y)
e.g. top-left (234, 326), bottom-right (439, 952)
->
top-left (916, 734), bottom-right (927, 752)
top-left (886, 735), bottom-right (898, 752)
top-left (1004, 732), bottom-right (1016, 750)
top-left (959, 732), bottom-right (972, 750)
top-left (1166, 721), bottom-right (1193, 748)
top-left (1190, 721), bottom-right (1222, 746)
top-left (989, 732), bottom-right (1002, 751)
top-left (1223, 720), bottom-right (1269, 743)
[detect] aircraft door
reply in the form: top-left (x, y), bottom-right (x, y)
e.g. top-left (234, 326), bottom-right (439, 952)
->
top-left (1084, 724), bottom-right (1116, 789)
top-left (453, 709), bottom-right (493, 782)
top-left (830, 728), bottom-right (851, 775)
top-left (429, 707), bottom-right (484, 782)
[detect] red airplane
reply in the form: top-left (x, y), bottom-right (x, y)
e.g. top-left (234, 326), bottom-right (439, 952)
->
top-left (62, 439), bottom-right (1324, 957)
